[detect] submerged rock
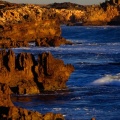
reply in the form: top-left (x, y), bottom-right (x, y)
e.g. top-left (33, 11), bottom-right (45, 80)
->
top-left (0, 49), bottom-right (74, 94)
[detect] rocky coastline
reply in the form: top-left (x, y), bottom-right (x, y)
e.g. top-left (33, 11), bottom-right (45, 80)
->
top-left (0, 1), bottom-right (72, 48)
top-left (1, 0), bottom-right (120, 48)
top-left (0, 0), bottom-right (118, 120)
top-left (0, 49), bottom-right (74, 119)
top-left (0, 1), bottom-right (74, 119)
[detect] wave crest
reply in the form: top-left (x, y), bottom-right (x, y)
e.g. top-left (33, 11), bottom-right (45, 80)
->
top-left (92, 73), bottom-right (120, 86)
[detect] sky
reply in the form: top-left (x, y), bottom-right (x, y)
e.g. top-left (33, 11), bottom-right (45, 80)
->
top-left (4, 0), bottom-right (105, 5)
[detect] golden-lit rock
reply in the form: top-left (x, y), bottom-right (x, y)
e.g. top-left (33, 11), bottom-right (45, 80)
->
top-left (0, 50), bottom-right (74, 94)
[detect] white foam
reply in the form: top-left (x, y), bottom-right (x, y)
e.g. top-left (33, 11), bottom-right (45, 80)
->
top-left (71, 97), bottom-right (81, 101)
top-left (53, 108), bottom-right (62, 111)
top-left (92, 73), bottom-right (120, 86)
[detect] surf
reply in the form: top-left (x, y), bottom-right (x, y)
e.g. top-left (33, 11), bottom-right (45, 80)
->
top-left (92, 73), bottom-right (120, 86)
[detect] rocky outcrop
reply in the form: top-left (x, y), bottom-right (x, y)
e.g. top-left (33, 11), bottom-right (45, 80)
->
top-left (46, 2), bottom-right (85, 24)
top-left (46, 1), bottom-right (120, 26)
top-left (0, 48), bottom-right (72, 118)
top-left (0, 2), bottom-right (72, 48)
top-left (0, 106), bottom-right (43, 120)
top-left (0, 83), bottom-right (13, 107)
top-left (0, 106), bottom-right (64, 120)
top-left (0, 2), bottom-right (74, 119)
top-left (51, 8), bottom-right (85, 24)
top-left (0, 83), bottom-right (65, 120)
top-left (1, 0), bottom-right (120, 37)
top-left (82, 2), bottom-right (120, 25)
top-left (35, 36), bottom-right (72, 47)
top-left (0, 49), bottom-right (74, 94)
top-left (79, 0), bottom-right (120, 26)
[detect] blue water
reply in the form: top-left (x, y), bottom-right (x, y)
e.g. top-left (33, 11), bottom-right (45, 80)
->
top-left (12, 26), bottom-right (120, 120)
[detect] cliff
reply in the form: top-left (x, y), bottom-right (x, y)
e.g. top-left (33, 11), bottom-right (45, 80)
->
top-left (46, 2), bottom-right (85, 24)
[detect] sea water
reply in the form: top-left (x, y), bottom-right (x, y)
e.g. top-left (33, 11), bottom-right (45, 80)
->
top-left (12, 26), bottom-right (120, 120)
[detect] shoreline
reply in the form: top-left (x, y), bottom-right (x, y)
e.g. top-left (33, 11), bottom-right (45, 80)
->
top-left (1, 0), bottom-right (119, 119)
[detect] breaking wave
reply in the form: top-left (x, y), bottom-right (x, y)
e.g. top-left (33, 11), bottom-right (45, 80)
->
top-left (92, 73), bottom-right (120, 86)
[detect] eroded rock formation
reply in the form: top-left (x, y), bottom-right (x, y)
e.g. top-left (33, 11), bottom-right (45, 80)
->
top-left (0, 48), bottom-right (73, 119)
top-left (0, 49), bottom-right (74, 94)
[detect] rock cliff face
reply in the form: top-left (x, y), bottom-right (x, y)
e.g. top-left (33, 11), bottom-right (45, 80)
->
top-left (0, 49), bottom-right (74, 94)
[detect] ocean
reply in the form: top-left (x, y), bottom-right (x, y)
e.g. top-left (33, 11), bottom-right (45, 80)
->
top-left (12, 26), bottom-right (120, 120)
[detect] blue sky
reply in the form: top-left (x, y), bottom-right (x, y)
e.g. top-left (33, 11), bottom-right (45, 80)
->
top-left (5, 0), bottom-right (105, 5)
